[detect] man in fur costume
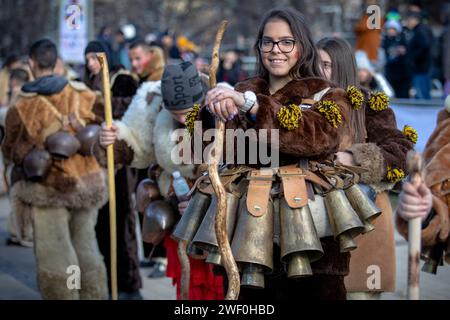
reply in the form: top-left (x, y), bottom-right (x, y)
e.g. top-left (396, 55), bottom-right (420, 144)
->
top-left (100, 61), bottom-right (225, 299)
top-left (2, 39), bottom-right (108, 300)
top-left (396, 96), bottom-right (450, 268)
top-left (129, 41), bottom-right (165, 83)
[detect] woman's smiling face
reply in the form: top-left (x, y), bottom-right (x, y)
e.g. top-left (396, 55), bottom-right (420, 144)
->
top-left (260, 19), bottom-right (300, 79)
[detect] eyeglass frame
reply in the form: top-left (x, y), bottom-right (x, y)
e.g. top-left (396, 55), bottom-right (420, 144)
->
top-left (258, 38), bottom-right (297, 53)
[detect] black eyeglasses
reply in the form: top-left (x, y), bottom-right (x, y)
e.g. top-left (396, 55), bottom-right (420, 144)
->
top-left (258, 39), bottom-right (296, 53)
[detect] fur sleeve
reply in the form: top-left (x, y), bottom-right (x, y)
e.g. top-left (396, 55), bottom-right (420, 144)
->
top-left (114, 81), bottom-right (162, 169)
top-left (251, 87), bottom-right (352, 157)
top-left (365, 107), bottom-right (414, 181)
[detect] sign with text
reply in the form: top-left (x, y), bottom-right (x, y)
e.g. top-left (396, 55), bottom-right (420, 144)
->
top-left (59, 0), bottom-right (89, 63)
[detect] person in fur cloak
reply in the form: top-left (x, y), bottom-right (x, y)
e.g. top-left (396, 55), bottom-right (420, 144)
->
top-left (396, 95), bottom-right (450, 269)
top-left (316, 37), bottom-right (415, 299)
top-left (2, 39), bottom-right (108, 299)
top-left (99, 61), bottom-right (225, 300)
top-left (195, 7), bottom-right (364, 299)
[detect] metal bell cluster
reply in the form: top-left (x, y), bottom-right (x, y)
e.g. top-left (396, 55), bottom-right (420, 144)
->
top-left (324, 183), bottom-right (381, 253)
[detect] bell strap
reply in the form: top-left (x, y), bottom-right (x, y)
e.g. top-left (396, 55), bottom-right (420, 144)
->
top-left (38, 95), bottom-right (85, 131)
top-left (278, 165), bottom-right (308, 209)
top-left (246, 169), bottom-right (275, 217)
top-left (197, 170), bottom-right (246, 195)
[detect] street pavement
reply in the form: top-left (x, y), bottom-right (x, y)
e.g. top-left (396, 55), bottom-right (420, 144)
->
top-left (1, 192), bottom-right (449, 300)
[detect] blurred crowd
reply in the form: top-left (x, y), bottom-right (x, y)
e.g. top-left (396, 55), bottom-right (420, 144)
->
top-left (354, 2), bottom-right (450, 99)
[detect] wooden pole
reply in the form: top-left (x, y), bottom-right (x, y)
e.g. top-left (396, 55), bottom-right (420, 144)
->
top-left (207, 20), bottom-right (240, 300)
top-left (406, 150), bottom-right (423, 300)
top-left (97, 53), bottom-right (118, 301)
top-left (178, 240), bottom-right (190, 300)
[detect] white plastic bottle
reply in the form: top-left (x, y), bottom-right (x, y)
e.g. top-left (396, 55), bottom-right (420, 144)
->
top-left (172, 171), bottom-right (190, 201)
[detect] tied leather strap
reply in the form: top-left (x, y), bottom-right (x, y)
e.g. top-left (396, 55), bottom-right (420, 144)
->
top-left (246, 169), bottom-right (275, 217)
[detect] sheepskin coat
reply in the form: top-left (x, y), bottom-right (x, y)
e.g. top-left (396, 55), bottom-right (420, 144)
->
top-left (111, 80), bottom-right (197, 197)
top-left (2, 80), bottom-right (107, 209)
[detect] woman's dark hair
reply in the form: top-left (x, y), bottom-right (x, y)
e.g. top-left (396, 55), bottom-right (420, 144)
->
top-left (254, 7), bottom-right (323, 80)
top-left (317, 37), bottom-right (366, 143)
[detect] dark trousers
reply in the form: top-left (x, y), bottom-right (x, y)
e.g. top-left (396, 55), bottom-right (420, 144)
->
top-left (96, 166), bottom-right (142, 293)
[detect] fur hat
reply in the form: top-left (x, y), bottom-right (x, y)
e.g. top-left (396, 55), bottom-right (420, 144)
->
top-left (161, 61), bottom-right (204, 111)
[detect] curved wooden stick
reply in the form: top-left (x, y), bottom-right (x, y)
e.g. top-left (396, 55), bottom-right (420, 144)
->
top-left (406, 150), bottom-right (423, 300)
top-left (208, 20), bottom-right (240, 300)
top-left (178, 240), bottom-right (190, 300)
top-left (97, 53), bottom-right (118, 300)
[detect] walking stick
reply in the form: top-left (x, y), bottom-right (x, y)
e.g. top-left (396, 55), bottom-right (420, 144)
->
top-left (178, 239), bottom-right (190, 300)
top-left (208, 20), bottom-right (240, 300)
top-left (97, 53), bottom-right (118, 301)
top-left (406, 150), bottom-right (423, 300)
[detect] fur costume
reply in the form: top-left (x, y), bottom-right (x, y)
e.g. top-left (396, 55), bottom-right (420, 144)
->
top-left (194, 76), bottom-right (353, 299)
top-left (396, 108), bottom-right (450, 257)
top-left (2, 81), bottom-right (108, 208)
top-left (114, 81), bottom-right (162, 169)
top-left (344, 86), bottom-right (414, 293)
top-left (1, 77), bottom-right (108, 300)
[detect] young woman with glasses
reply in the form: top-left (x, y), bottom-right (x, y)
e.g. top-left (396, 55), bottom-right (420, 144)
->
top-left (193, 7), bottom-right (364, 300)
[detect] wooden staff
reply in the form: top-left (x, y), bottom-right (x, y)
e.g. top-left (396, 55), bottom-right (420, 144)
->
top-left (406, 150), bottom-right (423, 300)
top-left (97, 53), bottom-right (118, 301)
top-left (178, 240), bottom-right (190, 300)
top-left (208, 20), bottom-right (240, 300)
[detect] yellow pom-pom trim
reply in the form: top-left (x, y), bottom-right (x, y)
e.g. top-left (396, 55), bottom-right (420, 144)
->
top-left (346, 86), bottom-right (364, 110)
top-left (368, 92), bottom-right (389, 112)
top-left (386, 166), bottom-right (405, 183)
top-left (403, 125), bottom-right (418, 144)
top-left (277, 104), bottom-right (302, 130)
top-left (316, 100), bottom-right (342, 128)
top-left (185, 104), bottom-right (201, 135)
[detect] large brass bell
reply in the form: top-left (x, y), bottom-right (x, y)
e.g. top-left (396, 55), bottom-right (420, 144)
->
top-left (171, 190), bottom-right (211, 242)
top-left (279, 198), bottom-right (324, 278)
top-left (187, 242), bottom-right (208, 260)
top-left (192, 192), bottom-right (240, 266)
top-left (345, 184), bottom-right (382, 233)
top-left (324, 189), bottom-right (365, 252)
top-left (231, 196), bottom-right (273, 289)
top-left (142, 200), bottom-right (176, 245)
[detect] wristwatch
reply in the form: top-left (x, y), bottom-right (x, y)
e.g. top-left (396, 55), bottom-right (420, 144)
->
top-left (240, 91), bottom-right (257, 113)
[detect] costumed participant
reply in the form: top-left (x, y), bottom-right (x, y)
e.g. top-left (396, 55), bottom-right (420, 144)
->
top-left (125, 40), bottom-right (168, 276)
top-left (2, 39), bottom-right (108, 299)
top-left (99, 61), bottom-right (225, 300)
top-left (316, 37), bottom-right (415, 299)
top-left (128, 41), bottom-right (165, 83)
top-left (83, 40), bottom-right (143, 299)
top-left (192, 7), bottom-right (379, 300)
top-left (396, 95), bottom-right (450, 272)
top-left (2, 68), bottom-right (33, 248)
